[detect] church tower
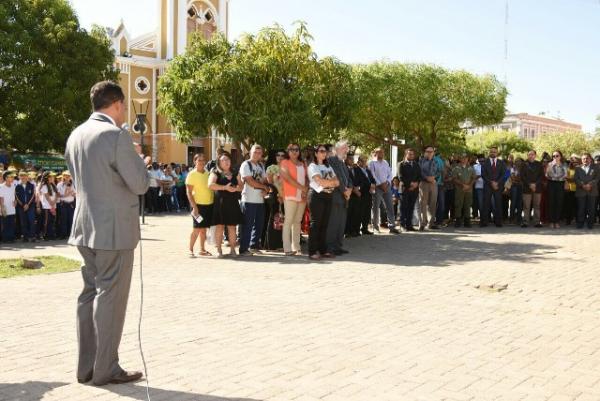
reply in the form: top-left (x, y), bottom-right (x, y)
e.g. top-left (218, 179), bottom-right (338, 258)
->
top-left (158, 0), bottom-right (229, 60)
top-left (110, 0), bottom-right (230, 165)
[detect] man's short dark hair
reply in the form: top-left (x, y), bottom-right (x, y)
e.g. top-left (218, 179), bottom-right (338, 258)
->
top-left (90, 81), bottom-right (125, 111)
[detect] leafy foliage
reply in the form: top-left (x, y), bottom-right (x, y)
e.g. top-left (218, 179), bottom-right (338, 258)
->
top-left (158, 23), bottom-right (354, 151)
top-left (349, 63), bottom-right (507, 154)
top-left (0, 0), bottom-right (117, 152)
top-left (532, 131), bottom-right (599, 158)
top-left (466, 130), bottom-right (531, 158)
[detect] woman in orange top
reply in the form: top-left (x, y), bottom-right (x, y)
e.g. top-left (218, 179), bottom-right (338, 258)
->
top-left (280, 143), bottom-right (309, 256)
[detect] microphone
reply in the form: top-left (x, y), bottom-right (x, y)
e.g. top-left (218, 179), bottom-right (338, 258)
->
top-left (122, 123), bottom-right (130, 131)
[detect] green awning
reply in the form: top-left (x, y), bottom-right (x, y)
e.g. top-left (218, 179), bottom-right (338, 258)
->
top-left (11, 153), bottom-right (67, 171)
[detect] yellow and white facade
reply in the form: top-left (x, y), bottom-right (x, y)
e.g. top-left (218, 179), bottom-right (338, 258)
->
top-left (110, 0), bottom-right (230, 165)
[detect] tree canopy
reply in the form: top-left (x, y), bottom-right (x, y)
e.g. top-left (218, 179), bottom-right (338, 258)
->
top-left (532, 131), bottom-right (599, 158)
top-left (348, 62), bottom-right (508, 153)
top-left (0, 0), bottom-right (117, 152)
top-left (466, 130), bottom-right (531, 158)
top-left (158, 23), bottom-right (354, 151)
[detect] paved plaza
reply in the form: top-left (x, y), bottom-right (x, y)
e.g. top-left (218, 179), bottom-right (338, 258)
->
top-left (1, 215), bottom-right (600, 401)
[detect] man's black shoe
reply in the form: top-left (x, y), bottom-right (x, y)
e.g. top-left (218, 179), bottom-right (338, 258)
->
top-left (406, 226), bottom-right (416, 232)
top-left (429, 225), bottom-right (440, 230)
top-left (339, 248), bottom-right (349, 254)
top-left (454, 221), bottom-right (461, 228)
top-left (534, 224), bottom-right (543, 228)
top-left (521, 223), bottom-right (528, 228)
top-left (464, 222), bottom-right (472, 228)
top-left (480, 223), bottom-right (488, 228)
top-left (389, 228), bottom-right (401, 234)
top-left (362, 231), bottom-right (374, 235)
top-left (495, 223), bottom-right (503, 228)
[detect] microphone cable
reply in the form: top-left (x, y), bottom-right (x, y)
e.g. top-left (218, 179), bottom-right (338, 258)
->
top-left (138, 235), bottom-right (151, 401)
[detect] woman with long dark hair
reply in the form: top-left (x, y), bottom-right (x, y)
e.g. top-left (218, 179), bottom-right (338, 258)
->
top-left (39, 171), bottom-right (58, 240)
top-left (209, 152), bottom-right (243, 258)
top-left (546, 150), bottom-right (568, 229)
top-left (307, 145), bottom-right (339, 260)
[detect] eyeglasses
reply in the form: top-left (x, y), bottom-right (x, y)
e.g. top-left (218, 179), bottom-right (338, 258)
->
top-left (553, 155), bottom-right (560, 158)
top-left (288, 147), bottom-right (300, 152)
top-left (276, 153), bottom-right (285, 157)
top-left (425, 150), bottom-right (433, 153)
top-left (317, 149), bottom-right (327, 154)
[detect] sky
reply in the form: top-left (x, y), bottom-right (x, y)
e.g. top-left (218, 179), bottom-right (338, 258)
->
top-left (69, 0), bottom-right (600, 132)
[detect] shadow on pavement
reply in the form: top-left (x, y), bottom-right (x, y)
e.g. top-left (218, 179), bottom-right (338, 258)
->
top-left (236, 231), bottom-right (560, 267)
top-left (0, 381), bottom-right (68, 401)
top-left (99, 383), bottom-right (262, 401)
top-left (0, 381), bottom-right (262, 401)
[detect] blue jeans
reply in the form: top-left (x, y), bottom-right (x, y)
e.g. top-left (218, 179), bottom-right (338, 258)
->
top-left (60, 202), bottom-right (75, 238)
top-left (2, 215), bottom-right (16, 242)
top-left (17, 206), bottom-right (36, 239)
top-left (171, 186), bottom-right (180, 210)
top-left (240, 202), bottom-right (265, 253)
top-left (435, 184), bottom-right (445, 224)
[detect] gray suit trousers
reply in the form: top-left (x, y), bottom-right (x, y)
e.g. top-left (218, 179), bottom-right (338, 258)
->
top-left (326, 195), bottom-right (347, 252)
top-left (76, 246), bottom-right (134, 385)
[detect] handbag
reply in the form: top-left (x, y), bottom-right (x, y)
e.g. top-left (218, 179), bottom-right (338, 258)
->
top-left (273, 204), bottom-right (284, 231)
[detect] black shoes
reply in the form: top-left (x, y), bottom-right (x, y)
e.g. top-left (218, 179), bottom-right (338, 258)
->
top-left (389, 228), bottom-right (401, 234)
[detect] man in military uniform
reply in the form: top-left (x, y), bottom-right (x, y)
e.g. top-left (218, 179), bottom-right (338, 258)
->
top-left (452, 154), bottom-right (476, 228)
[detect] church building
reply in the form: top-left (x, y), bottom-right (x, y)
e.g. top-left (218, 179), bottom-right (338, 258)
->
top-left (108, 0), bottom-right (231, 165)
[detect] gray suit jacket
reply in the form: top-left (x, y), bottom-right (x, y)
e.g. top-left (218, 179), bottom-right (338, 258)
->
top-left (65, 113), bottom-right (150, 250)
top-left (327, 156), bottom-right (351, 206)
top-left (574, 164), bottom-right (600, 197)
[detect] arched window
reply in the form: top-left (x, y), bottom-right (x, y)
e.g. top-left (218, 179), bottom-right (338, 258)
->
top-left (186, 1), bottom-right (218, 41)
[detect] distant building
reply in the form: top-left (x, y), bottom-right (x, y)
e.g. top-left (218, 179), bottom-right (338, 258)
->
top-left (469, 113), bottom-right (582, 140)
top-left (108, 0), bottom-right (235, 165)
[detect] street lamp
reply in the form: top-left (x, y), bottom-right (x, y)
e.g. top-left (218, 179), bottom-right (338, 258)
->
top-left (132, 98), bottom-right (151, 224)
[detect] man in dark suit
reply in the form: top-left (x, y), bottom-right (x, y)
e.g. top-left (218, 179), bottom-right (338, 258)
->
top-left (15, 171), bottom-right (37, 242)
top-left (354, 155), bottom-right (376, 235)
top-left (399, 148), bottom-right (421, 231)
top-left (65, 81), bottom-right (149, 386)
top-left (480, 146), bottom-right (506, 227)
top-left (326, 141), bottom-right (353, 255)
top-left (574, 152), bottom-right (600, 229)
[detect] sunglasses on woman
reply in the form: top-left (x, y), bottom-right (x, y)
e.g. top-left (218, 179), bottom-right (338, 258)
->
top-left (288, 147), bottom-right (300, 152)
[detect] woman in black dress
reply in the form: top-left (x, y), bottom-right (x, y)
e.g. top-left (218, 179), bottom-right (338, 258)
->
top-left (209, 153), bottom-right (243, 257)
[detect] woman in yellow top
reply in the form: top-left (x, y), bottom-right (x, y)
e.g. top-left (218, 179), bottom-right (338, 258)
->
top-left (185, 153), bottom-right (214, 257)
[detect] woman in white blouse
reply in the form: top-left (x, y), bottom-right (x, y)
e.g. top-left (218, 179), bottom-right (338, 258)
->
top-left (545, 150), bottom-right (568, 229)
top-left (307, 145), bottom-right (340, 260)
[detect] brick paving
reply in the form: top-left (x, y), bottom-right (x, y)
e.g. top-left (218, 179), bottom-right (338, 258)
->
top-left (1, 215), bottom-right (600, 401)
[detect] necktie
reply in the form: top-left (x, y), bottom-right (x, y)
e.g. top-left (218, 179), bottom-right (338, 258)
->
top-left (492, 159), bottom-right (496, 176)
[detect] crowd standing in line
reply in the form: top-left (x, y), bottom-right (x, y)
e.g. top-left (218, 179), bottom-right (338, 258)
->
top-left (2, 144), bottom-right (600, 257)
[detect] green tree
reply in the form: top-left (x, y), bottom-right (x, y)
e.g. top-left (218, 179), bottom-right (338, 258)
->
top-left (466, 130), bottom-right (531, 158)
top-left (0, 0), bottom-right (117, 152)
top-left (532, 131), bottom-right (597, 157)
top-left (349, 62), bottom-right (507, 155)
top-left (158, 23), bottom-right (354, 151)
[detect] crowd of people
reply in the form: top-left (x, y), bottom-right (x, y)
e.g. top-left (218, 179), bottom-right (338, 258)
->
top-left (2, 143), bottom-right (599, 258)
top-left (0, 168), bottom-right (75, 243)
top-left (178, 142), bottom-right (600, 260)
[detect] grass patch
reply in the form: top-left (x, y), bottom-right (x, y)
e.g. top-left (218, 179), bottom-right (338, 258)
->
top-left (0, 256), bottom-right (80, 278)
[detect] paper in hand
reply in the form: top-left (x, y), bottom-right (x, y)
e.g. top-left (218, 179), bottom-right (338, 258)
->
top-left (191, 210), bottom-right (203, 224)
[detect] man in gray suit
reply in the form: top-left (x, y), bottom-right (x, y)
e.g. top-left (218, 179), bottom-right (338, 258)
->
top-left (326, 140), bottom-right (353, 255)
top-left (574, 152), bottom-right (599, 229)
top-left (65, 81), bottom-right (149, 386)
